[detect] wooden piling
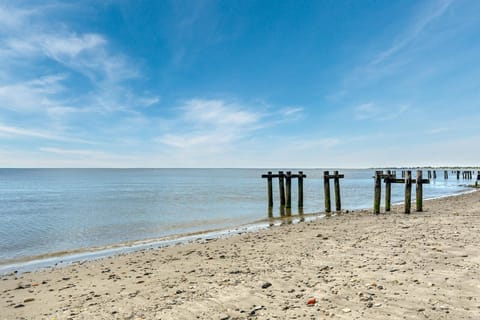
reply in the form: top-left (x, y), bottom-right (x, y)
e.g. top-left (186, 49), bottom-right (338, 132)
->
top-left (334, 170), bottom-right (341, 212)
top-left (405, 170), bottom-right (412, 214)
top-left (457, 171), bottom-right (460, 180)
top-left (433, 170), bottom-right (436, 179)
top-left (444, 170), bottom-right (448, 179)
top-left (374, 171), bottom-right (382, 214)
top-left (285, 171), bottom-right (292, 209)
top-left (298, 171), bottom-right (304, 208)
top-left (385, 170), bottom-right (392, 212)
top-left (267, 171), bottom-right (273, 208)
top-left (416, 170), bottom-right (423, 212)
top-left (324, 171), bottom-right (331, 213)
top-left (278, 171), bottom-right (285, 207)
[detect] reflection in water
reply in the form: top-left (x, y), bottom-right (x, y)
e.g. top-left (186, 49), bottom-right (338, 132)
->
top-left (266, 206), bottom-right (307, 225)
top-left (285, 207), bottom-right (292, 217)
top-left (281, 216), bottom-right (293, 225)
top-left (298, 207), bottom-right (305, 222)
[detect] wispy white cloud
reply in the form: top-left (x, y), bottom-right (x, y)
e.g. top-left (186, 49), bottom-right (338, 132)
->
top-left (0, 0), bottom-right (160, 152)
top-left (42, 33), bottom-right (106, 59)
top-left (427, 127), bottom-right (450, 135)
top-left (157, 99), bottom-right (262, 149)
top-left (2, 31), bottom-right (138, 83)
top-left (0, 3), bottom-right (35, 30)
top-left (353, 102), bottom-right (408, 121)
top-left (293, 137), bottom-right (341, 150)
top-left (334, 0), bottom-right (454, 96)
top-left (39, 147), bottom-right (105, 157)
top-left (156, 98), bottom-right (302, 152)
top-left (0, 74), bottom-right (68, 112)
top-left (279, 106), bottom-right (303, 119)
top-left (0, 124), bottom-right (95, 144)
top-left (370, 0), bottom-right (453, 67)
top-left (157, 132), bottom-right (236, 149)
top-left (181, 99), bottom-right (260, 126)
top-left (137, 97), bottom-right (160, 107)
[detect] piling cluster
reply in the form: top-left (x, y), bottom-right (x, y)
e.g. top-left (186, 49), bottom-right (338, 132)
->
top-left (262, 168), bottom-right (479, 217)
top-left (323, 171), bottom-right (344, 213)
top-left (374, 170), bottom-right (429, 214)
top-left (261, 171), bottom-right (306, 210)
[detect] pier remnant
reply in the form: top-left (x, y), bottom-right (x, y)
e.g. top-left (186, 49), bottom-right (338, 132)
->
top-left (279, 171), bottom-right (286, 207)
top-left (262, 171), bottom-right (307, 210)
top-left (405, 170), bottom-right (412, 213)
top-left (285, 171), bottom-right (292, 208)
top-left (298, 171), bottom-right (304, 208)
top-left (323, 171), bottom-right (345, 212)
top-left (373, 170), bottom-right (429, 214)
top-left (416, 170), bottom-right (423, 212)
top-left (374, 171), bottom-right (382, 214)
top-left (385, 170), bottom-right (393, 212)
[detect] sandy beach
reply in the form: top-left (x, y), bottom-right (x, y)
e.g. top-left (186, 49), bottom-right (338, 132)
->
top-left (1, 191), bottom-right (479, 320)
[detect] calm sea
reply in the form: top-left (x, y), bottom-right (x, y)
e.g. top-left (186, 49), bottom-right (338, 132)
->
top-left (0, 168), bottom-right (472, 266)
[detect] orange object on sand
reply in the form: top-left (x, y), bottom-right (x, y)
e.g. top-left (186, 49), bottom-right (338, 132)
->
top-left (307, 297), bottom-right (316, 305)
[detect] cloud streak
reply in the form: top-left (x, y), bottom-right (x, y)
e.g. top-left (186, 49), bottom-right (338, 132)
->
top-left (0, 124), bottom-right (95, 144)
top-left (157, 99), bottom-right (262, 149)
top-left (353, 103), bottom-right (408, 121)
top-left (370, 0), bottom-right (453, 67)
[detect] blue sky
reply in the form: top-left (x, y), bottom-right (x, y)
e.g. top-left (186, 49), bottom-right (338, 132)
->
top-left (0, 0), bottom-right (479, 168)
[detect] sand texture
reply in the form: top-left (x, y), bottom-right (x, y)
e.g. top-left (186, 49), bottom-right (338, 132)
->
top-left (1, 191), bottom-right (480, 319)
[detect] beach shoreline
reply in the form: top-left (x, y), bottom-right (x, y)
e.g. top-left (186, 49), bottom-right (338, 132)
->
top-left (1, 190), bottom-right (480, 319)
top-left (1, 187), bottom-right (475, 276)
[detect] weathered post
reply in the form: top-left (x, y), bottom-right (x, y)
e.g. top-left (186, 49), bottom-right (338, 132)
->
top-left (285, 171), bottom-right (292, 209)
top-left (278, 171), bottom-right (285, 207)
top-left (298, 171), bottom-right (304, 208)
top-left (267, 171), bottom-right (273, 208)
top-left (416, 170), bottom-right (423, 212)
top-left (405, 170), bottom-right (412, 214)
top-left (457, 170), bottom-right (460, 180)
top-left (385, 170), bottom-right (392, 212)
top-left (427, 170), bottom-right (431, 179)
top-left (433, 170), bottom-right (436, 179)
top-left (324, 171), bottom-right (331, 213)
top-left (279, 205), bottom-right (286, 217)
top-left (334, 170), bottom-right (341, 212)
top-left (444, 170), bottom-right (448, 179)
top-left (374, 171), bottom-right (382, 214)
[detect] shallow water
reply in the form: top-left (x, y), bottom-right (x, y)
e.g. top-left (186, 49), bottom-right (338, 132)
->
top-left (0, 168), bottom-right (473, 263)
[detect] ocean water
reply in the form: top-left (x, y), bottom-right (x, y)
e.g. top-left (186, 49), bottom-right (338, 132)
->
top-left (0, 168), bottom-right (473, 265)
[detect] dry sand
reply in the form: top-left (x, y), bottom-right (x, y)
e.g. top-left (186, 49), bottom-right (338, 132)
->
top-left (1, 191), bottom-right (480, 320)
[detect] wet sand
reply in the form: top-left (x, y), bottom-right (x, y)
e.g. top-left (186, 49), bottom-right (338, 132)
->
top-left (1, 191), bottom-right (480, 319)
